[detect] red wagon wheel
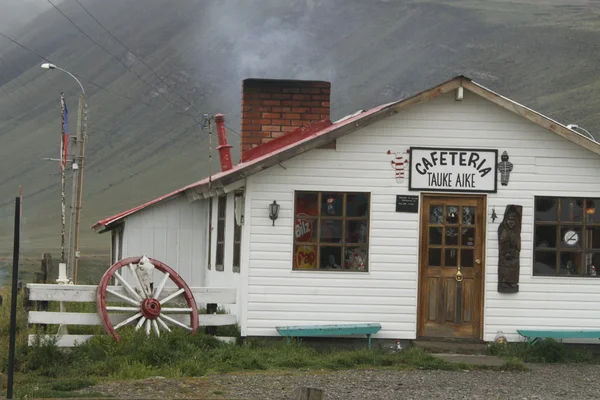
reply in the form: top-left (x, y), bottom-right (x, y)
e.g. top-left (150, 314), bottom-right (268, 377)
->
top-left (96, 255), bottom-right (198, 340)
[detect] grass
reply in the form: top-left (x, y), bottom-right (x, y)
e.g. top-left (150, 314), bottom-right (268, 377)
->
top-left (4, 286), bottom-right (599, 398)
top-left (487, 339), bottom-right (600, 364)
top-left (2, 325), bottom-right (530, 398)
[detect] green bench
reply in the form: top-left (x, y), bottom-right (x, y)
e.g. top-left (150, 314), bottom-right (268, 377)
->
top-left (276, 323), bottom-right (382, 349)
top-left (517, 329), bottom-right (600, 345)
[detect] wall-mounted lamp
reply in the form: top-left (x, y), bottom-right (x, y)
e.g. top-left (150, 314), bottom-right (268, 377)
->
top-left (269, 200), bottom-right (280, 226)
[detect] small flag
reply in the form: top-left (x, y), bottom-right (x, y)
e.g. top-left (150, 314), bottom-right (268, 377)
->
top-left (60, 94), bottom-right (69, 169)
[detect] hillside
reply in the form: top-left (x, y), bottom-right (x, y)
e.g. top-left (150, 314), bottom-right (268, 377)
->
top-left (0, 0), bottom-right (599, 259)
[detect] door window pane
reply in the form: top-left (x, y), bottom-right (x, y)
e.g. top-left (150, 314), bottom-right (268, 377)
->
top-left (462, 228), bottom-right (475, 247)
top-left (535, 225), bottom-right (557, 248)
top-left (535, 197), bottom-right (557, 221)
top-left (445, 228), bottom-right (459, 246)
top-left (430, 205), bottom-right (443, 225)
top-left (461, 249), bottom-right (474, 268)
top-left (534, 251), bottom-right (556, 275)
top-left (560, 198), bottom-right (583, 223)
top-left (429, 227), bottom-right (442, 245)
top-left (320, 246), bottom-right (342, 269)
top-left (462, 206), bottom-right (475, 225)
top-left (446, 206), bottom-right (459, 224)
top-left (445, 248), bottom-right (458, 267)
top-left (429, 248), bottom-right (441, 266)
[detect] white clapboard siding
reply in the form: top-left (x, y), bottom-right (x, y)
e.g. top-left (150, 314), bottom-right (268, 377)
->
top-left (242, 89), bottom-right (600, 341)
top-left (28, 311), bottom-right (237, 326)
top-left (120, 196), bottom-right (208, 287)
top-left (26, 284), bottom-right (236, 305)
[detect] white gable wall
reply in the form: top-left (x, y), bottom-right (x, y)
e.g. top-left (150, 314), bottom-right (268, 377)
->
top-left (242, 89), bottom-right (600, 341)
top-left (121, 195), bottom-right (208, 287)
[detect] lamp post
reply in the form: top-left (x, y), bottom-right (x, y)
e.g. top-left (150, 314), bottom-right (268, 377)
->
top-left (41, 63), bottom-right (87, 283)
top-left (567, 124), bottom-right (596, 142)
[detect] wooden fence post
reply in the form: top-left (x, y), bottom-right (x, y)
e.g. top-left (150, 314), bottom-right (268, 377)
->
top-left (294, 387), bottom-right (324, 400)
top-left (206, 303), bottom-right (217, 335)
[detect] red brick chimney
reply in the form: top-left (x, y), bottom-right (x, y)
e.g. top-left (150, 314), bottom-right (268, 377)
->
top-left (214, 113), bottom-right (233, 172)
top-left (240, 78), bottom-right (331, 162)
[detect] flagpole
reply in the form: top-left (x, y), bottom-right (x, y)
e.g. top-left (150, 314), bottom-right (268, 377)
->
top-left (60, 93), bottom-right (66, 265)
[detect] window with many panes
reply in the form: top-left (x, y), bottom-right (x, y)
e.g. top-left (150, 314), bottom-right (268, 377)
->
top-left (233, 193), bottom-right (243, 273)
top-left (534, 197), bottom-right (600, 276)
top-left (293, 191), bottom-right (370, 271)
top-left (215, 195), bottom-right (226, 271)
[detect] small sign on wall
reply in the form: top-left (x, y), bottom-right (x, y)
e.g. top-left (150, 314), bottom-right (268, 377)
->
top-left (409, 147), bottom-right (498, 193)
top-left (396, 195), bottom-right (419, 213)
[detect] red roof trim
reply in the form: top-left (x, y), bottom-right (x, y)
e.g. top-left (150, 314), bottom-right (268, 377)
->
top-left (91, 104), bottom-right (391, 231)
top-left (241, 119), bottom-right (332, 162)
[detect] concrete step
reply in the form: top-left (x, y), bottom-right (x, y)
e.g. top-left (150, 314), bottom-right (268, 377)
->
top-left (413, 340), bottom-right (488, 355)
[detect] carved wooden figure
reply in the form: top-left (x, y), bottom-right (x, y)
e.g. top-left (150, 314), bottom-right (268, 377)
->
top-left (498, 204), bottom-right (522, 293)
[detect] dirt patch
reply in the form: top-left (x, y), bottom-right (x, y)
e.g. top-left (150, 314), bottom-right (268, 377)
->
top-left (79, 364), bottom-right (600, 399)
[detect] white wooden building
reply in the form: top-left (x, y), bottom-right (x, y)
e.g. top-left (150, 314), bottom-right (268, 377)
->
top-left (93, 76), bottom-right (600, 343)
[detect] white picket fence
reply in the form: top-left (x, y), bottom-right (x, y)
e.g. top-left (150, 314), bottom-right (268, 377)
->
top-left (26, 283), bottom-right (238, 347)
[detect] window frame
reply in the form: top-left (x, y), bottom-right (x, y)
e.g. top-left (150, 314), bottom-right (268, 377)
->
top-left (215, 195), bottom-right (227, 271)
top-left (292, 190), bottom-right (370, 272)
top-left (533, 196), bottom-right (600, 277)
top-left (232, 192), bottom-right (243, 273)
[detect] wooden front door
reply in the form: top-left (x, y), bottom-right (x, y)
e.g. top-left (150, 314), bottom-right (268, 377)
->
top-left (418, 195), bottom-right (485, 340)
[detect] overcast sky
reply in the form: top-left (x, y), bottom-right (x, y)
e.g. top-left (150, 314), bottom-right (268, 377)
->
top-left (0, 0), bottom-right (53, 33)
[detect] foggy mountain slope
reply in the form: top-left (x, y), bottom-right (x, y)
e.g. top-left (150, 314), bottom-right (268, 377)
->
top-left (0, 0), bottom-right (599, 257)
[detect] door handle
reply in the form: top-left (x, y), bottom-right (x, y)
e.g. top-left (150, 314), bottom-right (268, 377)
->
top-left (455, 265), bottom-right (463, 282)
top-left (475, 259), bottom-right (481, 265)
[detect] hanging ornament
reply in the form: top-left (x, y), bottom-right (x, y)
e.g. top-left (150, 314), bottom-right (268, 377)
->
top-left (569, 199), bottom-right (574, 222)
top-left (497, 151), bottom-right (513, 186)
top-left (327, 196), bottom-right (336, 215)
top-left (387, 149), bottom-right (410, 183)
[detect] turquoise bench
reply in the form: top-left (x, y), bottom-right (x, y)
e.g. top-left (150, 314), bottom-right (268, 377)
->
top-left (276, 323), bottom-right (382, 349)
top-left (517, 329), bottom-right (600, 345)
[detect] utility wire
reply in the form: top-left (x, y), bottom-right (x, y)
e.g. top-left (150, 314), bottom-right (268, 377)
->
top-left (73, 0), bottom-right (204, 118)
top-left (0, 31), bottom-right (51, 62)
top-left (1, 27), bottom-right (237, 140)
top-left (0, 30), bottom-right (196, 120)
top-left (46, 0), bottom-right (191, 118)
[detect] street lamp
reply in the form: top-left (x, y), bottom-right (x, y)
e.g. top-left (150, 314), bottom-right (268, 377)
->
top-left (41, 62), bottom-right (87, 284)
top-left (41, 63), bottom-right (85, 94)
top-left (567, 124), bottom-right (596, 142)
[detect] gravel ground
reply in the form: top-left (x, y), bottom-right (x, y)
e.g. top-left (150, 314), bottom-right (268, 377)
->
top-left (79, 364), bottom-right (600, 399)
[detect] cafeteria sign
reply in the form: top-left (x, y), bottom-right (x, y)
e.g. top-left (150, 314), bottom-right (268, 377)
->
top-left (409, 147), bottom-right (498, 193)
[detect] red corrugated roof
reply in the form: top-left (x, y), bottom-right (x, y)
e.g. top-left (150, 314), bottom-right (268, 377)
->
top-left (92, 100), bottom-right (395, 231)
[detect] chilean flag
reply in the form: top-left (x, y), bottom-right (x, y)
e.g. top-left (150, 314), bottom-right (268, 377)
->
top-left (60, 96), bottom-right (69, 169)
